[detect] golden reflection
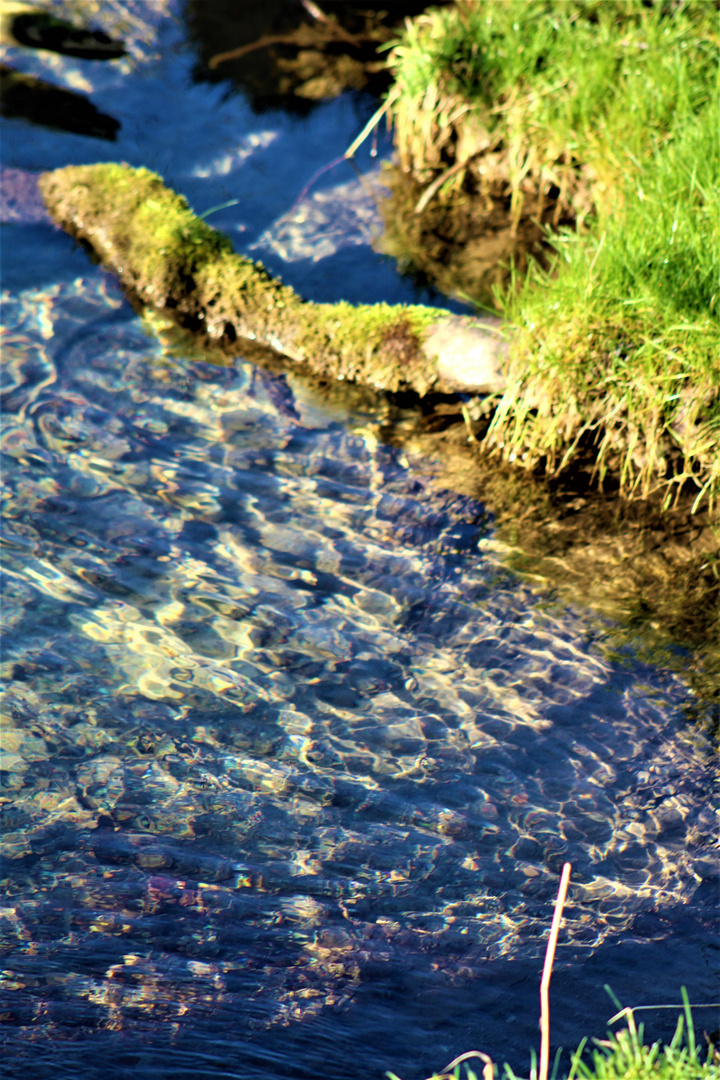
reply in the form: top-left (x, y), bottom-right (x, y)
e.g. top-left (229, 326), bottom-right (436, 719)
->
top-left (2, 259), bottom-right (716, 1049)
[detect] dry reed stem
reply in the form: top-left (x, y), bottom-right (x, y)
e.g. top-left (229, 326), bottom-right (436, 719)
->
top-left (539, 862), bottom-right (572, 1080)
top-left (344, 97), bottom-right (392, 160)
top-left (414, 153), bottom-right (481, 214)
top-left (608, 1003), bottom-right (720, 1024)
top-left (432, 1050), bottom-right (494, 1080)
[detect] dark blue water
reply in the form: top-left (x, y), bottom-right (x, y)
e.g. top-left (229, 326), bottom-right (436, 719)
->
top-left (1, 4), bottom-right (718, 1079)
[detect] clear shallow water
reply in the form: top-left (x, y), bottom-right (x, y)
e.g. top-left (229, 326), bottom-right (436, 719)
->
top-left (1, 4), bottom-right (718, 1079)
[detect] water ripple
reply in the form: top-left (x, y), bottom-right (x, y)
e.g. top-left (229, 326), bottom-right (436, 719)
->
top-left (1, 279), bottom-right (716, 1069)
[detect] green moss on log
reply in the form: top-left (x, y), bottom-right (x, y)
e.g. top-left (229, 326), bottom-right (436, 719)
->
top-left (38, 163), bottom-right (476, 396)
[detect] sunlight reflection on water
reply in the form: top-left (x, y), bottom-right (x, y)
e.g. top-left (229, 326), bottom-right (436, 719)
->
top-left (1, 1), bottom-right (718, 1076)
top-left (1, 277), bottom-right (716, 1073)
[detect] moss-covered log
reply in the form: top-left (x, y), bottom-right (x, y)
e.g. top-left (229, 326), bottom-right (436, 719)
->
top-left (38, 163), bottom-right (508, 397)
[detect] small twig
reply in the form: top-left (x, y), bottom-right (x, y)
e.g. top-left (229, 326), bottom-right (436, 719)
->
top-left (209, 34), bottom-right (296, 69)
top-left (414, 153), bottom-right (481, 215)
top-left (282, 97), bottom-right (392, 220)
top-left (609, 1002), bottom-right (720, 1024)
top-left (209, 3), bottom-right (364, 66)
top-left (431, 1049), bottom-right (494, 1080)
top-left (539, 863), bottom-right (572, 1080)
top-left (301, 0), bottom-right (359, 45)
top-left (289, 154), bottom-right (349, 214)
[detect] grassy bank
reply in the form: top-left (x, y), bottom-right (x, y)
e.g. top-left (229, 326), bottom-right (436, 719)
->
top-left (383, 0), bottom-right (720, 511)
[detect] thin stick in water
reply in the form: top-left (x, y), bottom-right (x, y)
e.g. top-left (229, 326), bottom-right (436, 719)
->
top-left (539, 862), bottom-right (572, 1080)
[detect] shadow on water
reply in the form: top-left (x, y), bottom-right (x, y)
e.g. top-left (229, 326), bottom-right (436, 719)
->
top-left (394, 411), bottom-right (720, 742)
top-left (0, 3), bottom-right (718, 1079)
top-left (186, 0), bottom-right (440, 113)
top-left (0, 64), bottom-right (120, 140)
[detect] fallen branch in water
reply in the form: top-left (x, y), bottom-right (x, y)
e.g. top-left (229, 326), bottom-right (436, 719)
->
top-left (38, 163), bottom-right (509, 398)
top-left (209, 1), bottom-right (374, 70)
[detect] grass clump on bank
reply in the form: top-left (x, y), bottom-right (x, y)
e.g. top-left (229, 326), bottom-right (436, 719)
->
top-left (391, 998), bottom-right (719, 1080)
top-left (416, 1017), bottom-right (719, 1080)
top-left (564, 1009), bottom-right (720, 1080)
top-left (385, 0), bottom-right (718, 210)
top-left (382, 0), bottom-right (720, 511)
top-left (489, 95), bottom-right (720, 509)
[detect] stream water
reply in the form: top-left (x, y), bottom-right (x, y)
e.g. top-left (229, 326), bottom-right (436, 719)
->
top-left (1, 4), bottom-right (718, 1079)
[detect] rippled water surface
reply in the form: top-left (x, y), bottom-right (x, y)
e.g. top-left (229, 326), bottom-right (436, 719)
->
top-left (1, 4), bottom-right (718, 1079)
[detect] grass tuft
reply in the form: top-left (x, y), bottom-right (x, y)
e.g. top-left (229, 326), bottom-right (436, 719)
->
top-left (398, 1002), bottom-right (719, 1080)
top-left (487, 94), bottom-right (720, 510)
